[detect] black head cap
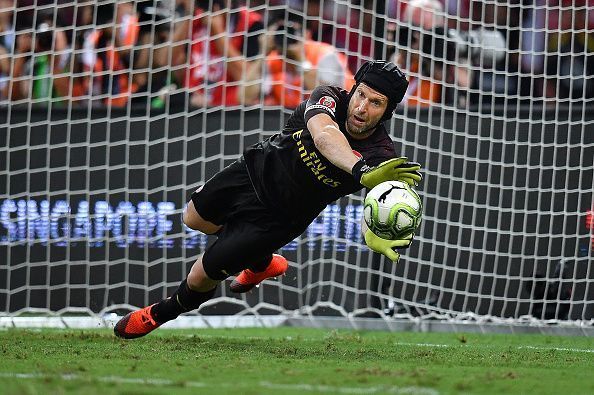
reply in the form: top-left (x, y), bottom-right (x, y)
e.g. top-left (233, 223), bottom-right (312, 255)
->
top-left (351, 60), bottom-right (409, 122)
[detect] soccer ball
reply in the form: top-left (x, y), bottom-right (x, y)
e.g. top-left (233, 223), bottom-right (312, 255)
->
top-left (363, 180), bottom-right (422, 240)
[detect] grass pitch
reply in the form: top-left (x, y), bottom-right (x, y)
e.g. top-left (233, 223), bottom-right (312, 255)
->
top-left (0, 327), bottom-right (593, 395)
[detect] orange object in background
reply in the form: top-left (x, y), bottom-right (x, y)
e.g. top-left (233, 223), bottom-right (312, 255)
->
top-left (586, 208), bottom-right (594, 250)
top-left (265, 41), bottom-right (354, 108)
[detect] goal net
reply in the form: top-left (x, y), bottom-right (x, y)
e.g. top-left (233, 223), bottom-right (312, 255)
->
top-left (0, 0), bottom-right (593, 327)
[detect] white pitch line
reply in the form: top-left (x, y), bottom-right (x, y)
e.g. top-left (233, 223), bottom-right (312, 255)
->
top-left (0, 373), bottom-right (439, 395)
top-left (518, 345), bottom-right (594, 354)
top-left (259, 381), bottom-right (440, 395)
top-left (395, 342), bottom-right (450, 348)
top-left (395, 342), bottom-right (594, 354)
top-left (180, 337), bottom-right (594, 355)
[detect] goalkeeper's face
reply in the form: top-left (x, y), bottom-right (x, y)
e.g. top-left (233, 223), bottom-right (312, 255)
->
top-left (345, 83), bottom-right (389, 138)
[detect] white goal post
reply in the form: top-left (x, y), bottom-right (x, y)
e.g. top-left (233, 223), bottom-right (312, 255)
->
top-left (0, 0), bottom-right (593, 330)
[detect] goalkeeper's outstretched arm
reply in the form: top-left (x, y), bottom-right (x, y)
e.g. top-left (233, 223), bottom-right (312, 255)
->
top-left (307, 113), bottom-right (361, 173)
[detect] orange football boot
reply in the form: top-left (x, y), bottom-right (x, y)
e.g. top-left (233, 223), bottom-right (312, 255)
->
top-left (229, 254), bottom-right (288, 293)
top-left (114, 304), bottom-right (161, 339)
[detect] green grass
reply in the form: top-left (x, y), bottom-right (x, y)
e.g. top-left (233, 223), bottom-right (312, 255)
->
top-left (0, 327), bottom-right (593, 395)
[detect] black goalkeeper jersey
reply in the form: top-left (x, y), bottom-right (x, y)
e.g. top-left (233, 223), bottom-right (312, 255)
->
top-left (243, 85), bottom-right (397, 223)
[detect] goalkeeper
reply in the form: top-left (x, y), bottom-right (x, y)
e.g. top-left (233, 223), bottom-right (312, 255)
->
top-left (115, 60), bottom-right (422, 339)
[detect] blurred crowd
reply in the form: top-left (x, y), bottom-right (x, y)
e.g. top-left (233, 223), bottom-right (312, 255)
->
top-left (0, 0), bottom-right (592, 109)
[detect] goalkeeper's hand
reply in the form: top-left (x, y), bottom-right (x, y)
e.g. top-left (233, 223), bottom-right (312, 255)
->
top-left (352, 157), bottom-right (422, 189)
top-left (363, 228), bottom-right (414, 262)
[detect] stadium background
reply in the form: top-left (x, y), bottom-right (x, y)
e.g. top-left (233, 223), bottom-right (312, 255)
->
top-left (0, 0), bottom-right (593, 327)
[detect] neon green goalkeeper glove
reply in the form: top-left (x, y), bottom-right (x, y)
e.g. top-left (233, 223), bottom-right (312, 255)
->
top-left (363, 228), bottom-right (414, 262)
top-left (352, 157), bottom-right (422, 189)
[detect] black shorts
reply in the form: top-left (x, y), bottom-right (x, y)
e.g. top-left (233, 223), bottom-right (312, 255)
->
top-left (191, 158), bottom-right (308, 280)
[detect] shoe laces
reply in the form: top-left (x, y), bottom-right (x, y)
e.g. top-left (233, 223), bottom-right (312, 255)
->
top-left (139, 307), bottom-right (156, 326)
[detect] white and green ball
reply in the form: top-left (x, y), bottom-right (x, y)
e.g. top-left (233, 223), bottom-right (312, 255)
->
top-left (363, 180), bottom-right (422, 240)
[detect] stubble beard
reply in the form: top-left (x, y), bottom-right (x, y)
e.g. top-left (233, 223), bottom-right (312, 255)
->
top-left (345, 116), bottom-right (379, 139)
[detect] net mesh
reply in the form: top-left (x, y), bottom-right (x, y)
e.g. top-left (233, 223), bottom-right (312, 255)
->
top-left (0, 0), bottom-right (593, 324)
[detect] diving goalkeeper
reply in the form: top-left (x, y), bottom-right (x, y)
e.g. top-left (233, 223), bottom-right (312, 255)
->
top-left (114, 60), bottom-right (422, 339)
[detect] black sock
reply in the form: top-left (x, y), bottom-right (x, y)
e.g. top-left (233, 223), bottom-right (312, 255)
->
top-left (151, 279), bottom-right (217, 324)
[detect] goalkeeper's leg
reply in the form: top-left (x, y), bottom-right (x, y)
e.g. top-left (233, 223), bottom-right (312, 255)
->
top-left (113, 194), bottom-right (286, 338)
top-left (114, 167), bottom-right (303, 338)
top-left (114, 256), bottom-right (220, 339)
top-left (114, 200), bottom-right (222, 339)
